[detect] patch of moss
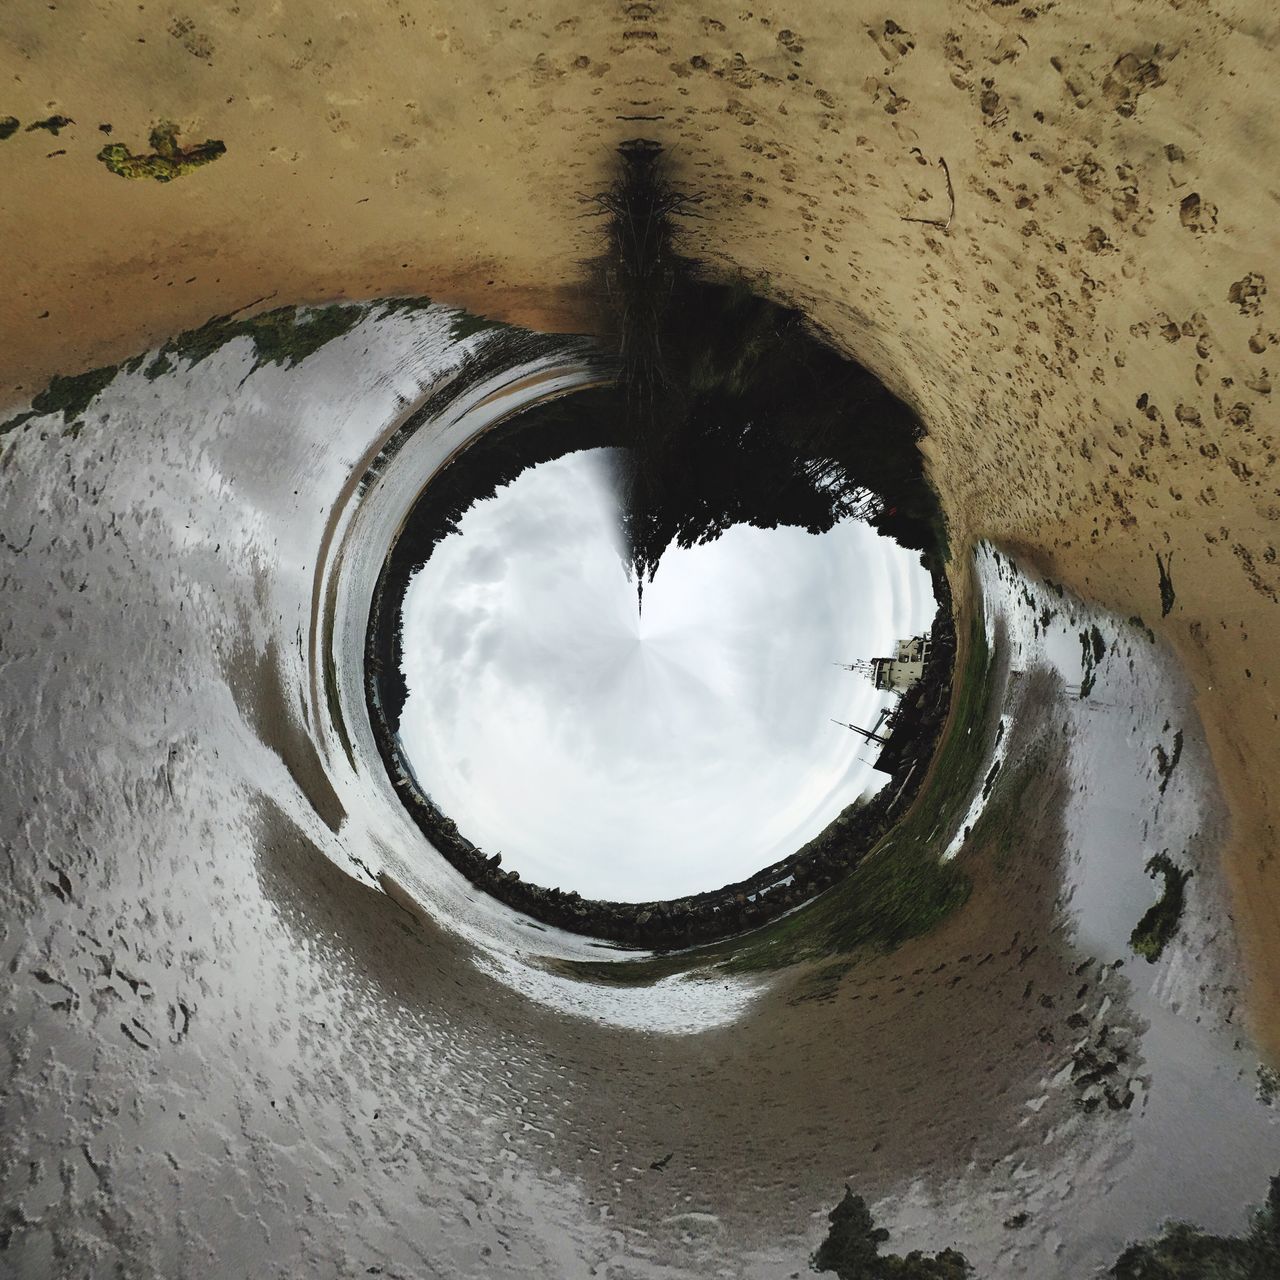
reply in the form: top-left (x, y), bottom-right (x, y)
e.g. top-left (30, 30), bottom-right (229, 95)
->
top-left (448, 309), bottom-right (507, 341)
top-left (160, 303), bottom-right (369, 372)
top-left (144, 352), bottom-right (174, 381)
top-left (1129, 852), bottom-right (1190, 963)
top-left (813, 1188), bottom-right (973, 1279)
top-left (0, 363), bottom-right (121, 437)
top-left (1, 300), bottom-right (381, 438)
top-left (0, 116), bottom-right (19, 141)
top-left (97, 121), bottom-right (225, 182)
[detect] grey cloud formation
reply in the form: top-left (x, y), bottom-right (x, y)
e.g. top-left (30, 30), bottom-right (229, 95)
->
top-left (399, 449), bottom-right (934, 901)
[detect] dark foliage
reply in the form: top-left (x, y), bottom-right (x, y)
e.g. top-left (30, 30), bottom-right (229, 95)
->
top-left (368, 387), bottom-right (619, 732)
top-left (1111, 1172), bottom-right (1280, 1279)
top-left (594, 142), bottom-right (944, 602)
top-left (813, 1188), bottom-right (972, 1279)
top-left (1129, 852), bottom-right (1191, 962)
top-left (813, 1170), bottom-right (1280, 1280)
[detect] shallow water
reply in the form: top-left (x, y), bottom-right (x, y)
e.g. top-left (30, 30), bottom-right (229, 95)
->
top-left (1, 305), bottom-right (1275, 1278)
top-left (874, 544), bottom-right (1278, 1275)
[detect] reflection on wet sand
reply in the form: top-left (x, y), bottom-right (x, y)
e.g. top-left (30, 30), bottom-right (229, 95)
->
top-left (0, 307), bottom-right (1275, 1278)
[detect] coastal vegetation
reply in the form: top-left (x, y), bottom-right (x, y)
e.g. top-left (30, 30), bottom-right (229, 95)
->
top-left (594, 140), bottom-right (946, 597)
top-left (811, 1168), bottom-right (1280, 1279)
top-left (97, 121), bottom-right (225, 181)
top-left (1, 301), bottom-right (408, 437)
top-left (1130, 852), bottom-right (1191, 962)
top-left (813, 1188), bottom-right (971, 1278)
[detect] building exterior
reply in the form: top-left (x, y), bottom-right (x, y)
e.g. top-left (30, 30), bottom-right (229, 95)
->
top-left (867, 635), bottom-right (931, 693)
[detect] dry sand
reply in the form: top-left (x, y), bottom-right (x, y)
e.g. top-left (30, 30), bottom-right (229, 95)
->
top-left (3, 1), bottom-right (1278, 1052)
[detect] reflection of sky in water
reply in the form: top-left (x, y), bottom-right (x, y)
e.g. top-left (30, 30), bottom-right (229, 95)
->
top-left (399, 448), bottom-right (935, 899)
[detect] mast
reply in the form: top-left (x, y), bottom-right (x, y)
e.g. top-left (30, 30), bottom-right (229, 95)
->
top-left (830, 718), bottom-right (889, 746)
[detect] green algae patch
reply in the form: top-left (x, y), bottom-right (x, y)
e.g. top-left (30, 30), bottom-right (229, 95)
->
top-left (1130, 851), bottom-right (1190, 962)
top-left (0, 117), bottom-right (19, 141)
top-left (97, 122), bottom-right (225, 182)
top-left (157, 303), bottom-right (369, 373)
top-left (143, 352), bottom-right (173, 381)
top-left (448, 310), bottom-right (507, 342)
top-left (1, 364), bottom-right (122, 437)
top-left (1, 297), bottom-right (437, 439)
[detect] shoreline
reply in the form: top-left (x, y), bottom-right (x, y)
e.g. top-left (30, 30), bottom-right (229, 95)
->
top-left (4, 0), bottom-right (1275, 1057)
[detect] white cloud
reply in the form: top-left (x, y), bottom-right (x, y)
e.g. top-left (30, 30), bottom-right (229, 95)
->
top-left (399, 449), bottom-right (934, 901)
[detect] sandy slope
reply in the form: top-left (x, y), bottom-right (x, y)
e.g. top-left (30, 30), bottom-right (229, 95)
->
top-left (2, 1), bottom-right (1277, 1051)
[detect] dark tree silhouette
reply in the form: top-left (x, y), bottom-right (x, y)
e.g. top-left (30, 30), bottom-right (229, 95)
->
top-left (592, 141), bottom-right (944, 605)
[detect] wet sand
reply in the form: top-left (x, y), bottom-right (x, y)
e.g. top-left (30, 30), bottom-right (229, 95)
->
top-left (1, 301), bottom-right (1274, 1275)
top-left (4, 0), bottom-right (1277, 1054)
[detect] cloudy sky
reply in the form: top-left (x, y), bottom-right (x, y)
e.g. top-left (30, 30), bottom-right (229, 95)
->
top-left (398, 449), bottom-right (934, 901)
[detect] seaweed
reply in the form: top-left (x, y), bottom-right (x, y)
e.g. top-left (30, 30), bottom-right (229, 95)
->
top-left (0, 364), bottom-right (121, 437)
top-left (1090, 624), bottom-right (1107, 664)
top-left (25, 115), bottom-right (73, 136)
top-left (1154, 730), bottom-right (1183, 796)
top-left (97, 121), bottom-right (225, 182)
top-left (1, 300), bottom-right (382, 437)
top-left (810, 1169), bottom-right (1280, 1279)
top-left (159, 303), bottom-right (368, 372)
top-left (1129, 851), bottom-right (1190, 962)
top-left (1156, 551), bottom-right (1176, 617)
top-left (0, 116), bottom-right (19, 141)
top-left (447, 309), bottom-right (506, 341)
top-left (143, 353), bottom-right (174, 382)
top-left (1128, 615), bottom-right (1157, 643)
top-left (1078, 625), bottom-right (1105, 698)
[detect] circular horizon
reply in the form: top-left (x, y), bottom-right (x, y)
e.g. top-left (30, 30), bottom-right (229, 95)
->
top-left (397, 448), bottom-right (935, 901)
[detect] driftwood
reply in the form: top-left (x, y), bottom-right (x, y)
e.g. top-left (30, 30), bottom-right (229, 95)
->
top-left (900, 155), bottom-right (955, 231)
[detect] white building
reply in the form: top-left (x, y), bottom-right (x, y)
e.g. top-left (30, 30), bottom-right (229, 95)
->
top-left (868, 635), bottom-right (931, 693)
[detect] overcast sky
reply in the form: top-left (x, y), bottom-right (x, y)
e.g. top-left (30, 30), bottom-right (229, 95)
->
top-left (398, 448), bottom-right (934, 901)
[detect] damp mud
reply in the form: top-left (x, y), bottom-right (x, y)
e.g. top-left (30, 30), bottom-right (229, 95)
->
top-left (1, 307), bottom-right (1275, 1277)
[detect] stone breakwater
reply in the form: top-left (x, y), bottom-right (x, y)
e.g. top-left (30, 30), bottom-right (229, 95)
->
top-left (365, 576), bottom-right (956, 948)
